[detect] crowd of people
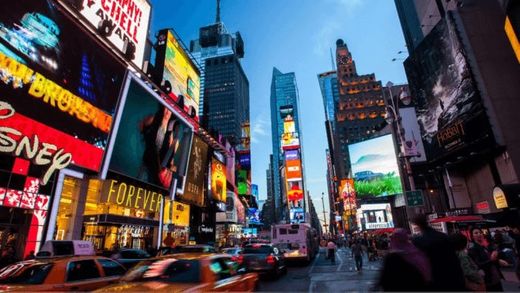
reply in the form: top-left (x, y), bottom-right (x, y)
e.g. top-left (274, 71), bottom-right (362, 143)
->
top-left (378, 215), bottom-right (520, 291)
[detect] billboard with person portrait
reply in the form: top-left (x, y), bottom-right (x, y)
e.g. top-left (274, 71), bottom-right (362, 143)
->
top-left (108, 76), bottom-right (194, 192)
top-left (211, 158), bottom-right (226, 202)
top-left (180, 135), bottom-right (208, 207)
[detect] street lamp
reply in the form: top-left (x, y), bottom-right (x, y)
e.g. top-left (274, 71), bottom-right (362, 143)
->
top-left (385, 82), bottom-right (416, 192)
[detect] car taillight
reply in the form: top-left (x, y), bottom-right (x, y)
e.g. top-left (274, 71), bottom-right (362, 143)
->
top-left (266, 255), bottom-right (275, 264)
top-left (237, 255), bottom-right (244, 264)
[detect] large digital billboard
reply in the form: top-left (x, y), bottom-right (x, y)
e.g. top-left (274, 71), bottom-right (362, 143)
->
top-left (62, 0), bottom-right (152, 68)
top-left (285, 160), bottom-right (302, 181)
top-left (108, 77), bottom-right (194, 192)
top-left (0, 0), bottom-right (126, 175)
top-left (357, 203), bottom-right (394, 230)
top-left (180, 135), bottom-right (208, 207)
top-left (404, 14), bottom-right (493, 159)
top-left (339, 179), bottom-right (357, 213)
top-left (211, 158), bottom-right (226, 202)
top-left (155, 30), bottom-right (200, 120)
top-left (348, 134), bottom-right (403, 197)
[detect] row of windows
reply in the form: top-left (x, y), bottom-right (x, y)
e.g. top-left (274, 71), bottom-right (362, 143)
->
top-left (337, 111), bottom-right (386, 121)
top-left (339, 99), bottom-right (385, 110)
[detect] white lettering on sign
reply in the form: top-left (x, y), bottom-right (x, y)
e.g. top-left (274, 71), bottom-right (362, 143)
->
top-left (0, 101), bottom-right (72, 185)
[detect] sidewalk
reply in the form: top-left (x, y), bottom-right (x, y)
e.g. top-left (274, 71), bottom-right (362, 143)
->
top-left (502, 268), bottom-right (519, 291)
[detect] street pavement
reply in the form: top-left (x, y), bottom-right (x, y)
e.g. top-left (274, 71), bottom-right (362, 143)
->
top-left (257, 247), bottom-right (382, 292)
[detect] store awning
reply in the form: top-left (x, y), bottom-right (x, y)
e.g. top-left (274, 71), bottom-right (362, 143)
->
top-left (430, 215), bottom-right (485, 224)
top-left (372, 228), bottom-right (395, 234)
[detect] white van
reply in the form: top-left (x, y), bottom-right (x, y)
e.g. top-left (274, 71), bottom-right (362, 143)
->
top-left (37, 240), bottom-right (95, 257)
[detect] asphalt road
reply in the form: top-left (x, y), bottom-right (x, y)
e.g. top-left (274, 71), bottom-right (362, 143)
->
top-left (257, 247), bottom-right (383, 292)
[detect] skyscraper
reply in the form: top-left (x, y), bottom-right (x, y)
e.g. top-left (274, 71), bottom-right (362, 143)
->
top-left (189, 2), bottom-right (247, 145)
top-left (334, 39), bottom-right (387, 179)
top-left (318, 71), bottom-right (339, 130)
top-left (269, 67), bottom-right (305, 222)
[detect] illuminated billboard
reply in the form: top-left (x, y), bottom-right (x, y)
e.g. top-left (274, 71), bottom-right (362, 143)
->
top-left (348, 134), bottom-right (403, 197)
top-left (0, 0), bottom-right (126, 174)
top-left (155, 30), bottom-right (200, 120)
top-left (211, 158), bottom-right (226, 202)
top-left (285, 160), bottom-right (303, 181)
top-left (357, 203), bottom-right (394, 230)
top-left (237, 170), bottom-right (248, 196)
top-left (281, 133), bottom-right (300, 150)
top-left (285, 150), bottom-right (299, 161)
top-left (63, 0), bottom-right (152, 68)
top-left (181, 135), bottom-right (208, 207)
top-left (404, 14), bottom-right (493, 159)
top-left (247, 208), bottom-right (260, 225)
top-left (339, 179), bottom-right (357, 214)
top-left (108, 77), bottom-right (194, 192)
top-left (283, 119), bottom-right (296, 134)
top-left (286, 181), bottom-right (303, 201)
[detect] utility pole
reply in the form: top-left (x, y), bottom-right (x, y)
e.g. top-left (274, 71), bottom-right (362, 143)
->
top-left (321, 192), bottom-right (328, 235)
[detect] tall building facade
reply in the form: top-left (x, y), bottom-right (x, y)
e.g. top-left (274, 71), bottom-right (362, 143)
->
top-left (318, 71), bottom-right (340, 130)
top-left (334, 39), bottom-right (387, 179)
top-left (190, 10), bottom-right (247, 145)
top-left (269, 67), bottom-right (305, 222)
top-left (393, 0), bottom-right (520, 225)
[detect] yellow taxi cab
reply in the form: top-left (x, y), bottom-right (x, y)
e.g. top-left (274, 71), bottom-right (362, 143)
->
top-left (0, 255), bottom-right (127, 291)
top-left (97, 253), bottom-right (258, 292)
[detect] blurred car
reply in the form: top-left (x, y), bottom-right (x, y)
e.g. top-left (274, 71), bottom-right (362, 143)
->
top-left (239, 244), bottom-right (287, 277)
top-left (0, 255), bottom-right (126, 291)
top-left (354, 170), bottom-right (384, 181)
top-left (157, 245), bottom-right (216, 257)
top-left (97, 253), bottom-right (258, 292)
top-left (111, 249), bottom-right (151, 269)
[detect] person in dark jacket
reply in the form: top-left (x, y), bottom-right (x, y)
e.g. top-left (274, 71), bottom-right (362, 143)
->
top-left (411, 215), bottom-right (466, 291)
top-left (468, 228), bottom-right (504, 292)
top-left (378, 229), bottom-right (431, 291)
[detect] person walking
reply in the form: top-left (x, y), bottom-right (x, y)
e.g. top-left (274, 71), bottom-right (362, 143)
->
top-left (411, 215), bottom-right (466, 291)
top-left (327, 240), bottom-right (337, 264)
top-left (468, 227), bottom-right (504, 292)
top-left (378, 229), bottom-right (431, 291)
top-left (351, 240), bottom-right (364, 272)
top-left (450, 232), bottom-right (485, 291)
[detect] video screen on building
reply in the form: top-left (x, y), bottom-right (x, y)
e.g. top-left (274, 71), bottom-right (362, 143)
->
top-left (404, 14), bottom-right (493, 159)
top-left (339, 179), bottom-right (357, 212)
top-left (180, 135), bottom-right (208, 207)
top-left (62, 0), bottom-right (151, 69)
top-left (285, 160), bottom-right (302, 181)
top-left (108, 77), bottom-right (193, 192)
top-left (357, 203), bottom-right (394, 230)
top-left (0, 0), bottom-right (126, 175)
top-left (211, 158), bottom-right (226, 202)
top-left (348, 134), bottom-right (403, 197)
top-left (155, 29), bottom-right (200, 120)
top-left (247, 208), bottom-right (260, 225)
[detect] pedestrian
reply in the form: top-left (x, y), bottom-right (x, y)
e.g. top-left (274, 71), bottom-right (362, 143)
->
top-left (351, 239), bottom-right (364, 271)
top-left (450, 232), bottom-right (485, 291)
top-left (468, 227), bottom-right (504, 292)
top-left (378, 228), bottom-right (431, 291)
top-left (327, 240), bottom-right (336, 264)
top-left (411, 214), bottom-right (466, 291)
top-left (507, 225), bottom-right (520, 283)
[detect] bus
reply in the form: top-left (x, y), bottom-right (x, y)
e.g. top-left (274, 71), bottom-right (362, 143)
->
top-left (271, 223), bottom-right (319, 263)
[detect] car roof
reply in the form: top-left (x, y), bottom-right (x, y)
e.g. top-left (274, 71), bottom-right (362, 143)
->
top-left (153, 253), bottom-right (228, 261)
top-left (32, 255), bottom-right (112, 264)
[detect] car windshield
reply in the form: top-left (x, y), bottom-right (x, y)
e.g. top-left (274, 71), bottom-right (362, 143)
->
top-left (0, 263), bottom-right (53, 284)
top-left (223, 249), bottom-right (238, 255)
top-left (243, 245), bottom-right (272, 254)
top-left (122, 259), bottom-right (200, 283)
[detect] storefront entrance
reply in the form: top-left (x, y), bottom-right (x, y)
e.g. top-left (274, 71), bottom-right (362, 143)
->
top-left (83, 223), bottom-right (155, 251)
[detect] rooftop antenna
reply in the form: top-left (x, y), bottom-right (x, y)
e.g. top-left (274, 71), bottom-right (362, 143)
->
top-left (216, 0), bottom-right (221, 23)
top-left (330, 48), bottom-right (336, 70)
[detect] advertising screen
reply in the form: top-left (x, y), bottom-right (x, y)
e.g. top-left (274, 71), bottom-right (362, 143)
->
top-left (348, 135), bottom-right (403, 197)
top-left (400, 107), bottom-right (427, 162)
top-left (285, 150), bottom-right (300, 161)
top-left (290, 208), bottom-right (305, 224)
top-left (180, 135), bottom-right (208, 207)
top-left (63, 0), bottom-right (152, 68)
top-left (155, 30), bottom-right (200, 120)
top-left (0, 0), bottom-right (126, 174)
top-left (358, 203), bottom-right (394, 230)
top-left (281, 133), bottom-right (300, 150)
top-left (339, 179), bottom-right (357, 212)
top-left (242, 228), bottom-right (257, 238)
top-left (108, 77), bottom-right (194, 192)
top-left (286, 181), bottom-right (303, 201)
top-left (239, 154), bottom-right (251, 169)
top-left (285, 160), bottom-right (302, 181)
top-left (251, 184), bottom-right (258, 199)
top-left (247, 208), bottom-right (260, 225)
top-left (283, 119), bottom-right (296, 134)
top-left (404, 14), bottom-right (493, 159)
top-left (211, 158), bottom-right (226, 202)
top-left (237, 170), bottom-right (248, 195)
top-left (225, 143), bottom-right (236, 186)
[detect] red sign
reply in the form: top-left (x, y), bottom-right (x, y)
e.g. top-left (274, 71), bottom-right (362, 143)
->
top-left (0, 102), bottom-right (103, 184)
top-left (475, 201), bottom-right (490, 214)
top-left (285, 159), bottom-right (302, 181)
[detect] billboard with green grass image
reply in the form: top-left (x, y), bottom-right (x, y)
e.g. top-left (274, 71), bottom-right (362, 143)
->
top-left (348, 134), bottom-right (403, 197)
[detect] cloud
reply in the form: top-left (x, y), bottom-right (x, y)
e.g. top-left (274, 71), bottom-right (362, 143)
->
top-left (312, 0), bottom-right (364, 56)
top-left (251, 112), bottom-right (269, 144)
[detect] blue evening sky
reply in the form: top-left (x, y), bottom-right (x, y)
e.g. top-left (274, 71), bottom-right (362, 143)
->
top-left (149, 0), bottom-right (408, 220)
